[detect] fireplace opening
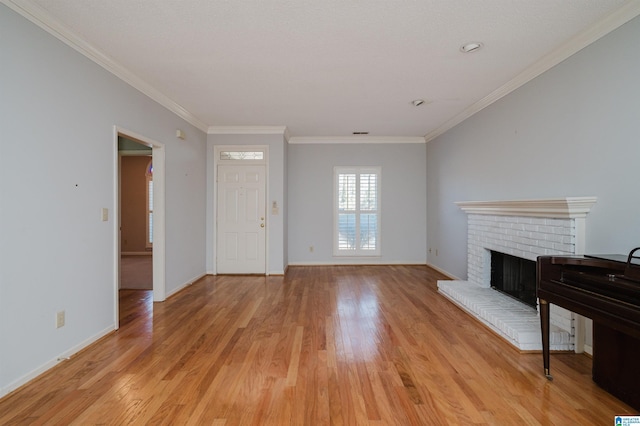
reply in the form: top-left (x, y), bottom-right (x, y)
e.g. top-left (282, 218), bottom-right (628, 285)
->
top-left (490, 251), bottom-right (537, 308)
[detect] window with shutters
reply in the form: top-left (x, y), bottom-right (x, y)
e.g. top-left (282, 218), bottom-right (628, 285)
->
top-left (334, 166), bottom-right (380, 256)
top-left (146, 160), bottom-right (153, 248)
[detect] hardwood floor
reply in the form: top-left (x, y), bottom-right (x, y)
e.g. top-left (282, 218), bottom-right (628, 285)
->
top-left (0, 265), bottom-right (635, 425)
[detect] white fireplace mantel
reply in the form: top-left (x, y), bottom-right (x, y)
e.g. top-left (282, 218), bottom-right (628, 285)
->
top-left (455, 197), bottom-right (597, 218)
top-left (438, 196), bottom-right (598, 351)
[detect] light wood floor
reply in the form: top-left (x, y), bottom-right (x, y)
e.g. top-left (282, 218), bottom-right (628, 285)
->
top-left (0, 265), bottom-right (635, 425)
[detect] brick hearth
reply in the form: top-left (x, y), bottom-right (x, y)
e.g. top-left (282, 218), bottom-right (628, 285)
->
top-left (437, 197), bottom-right (597, 352)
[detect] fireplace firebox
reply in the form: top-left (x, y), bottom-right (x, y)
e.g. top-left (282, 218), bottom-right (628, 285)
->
top-left (490, 251), bottom-right (537, 308)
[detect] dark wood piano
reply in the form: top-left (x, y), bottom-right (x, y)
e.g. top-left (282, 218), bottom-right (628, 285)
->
top-left (537, 248), bottom-right (640, 410)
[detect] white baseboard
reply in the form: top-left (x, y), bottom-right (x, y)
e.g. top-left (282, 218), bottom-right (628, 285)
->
top-left (426, 262), bottom-right (462, 280)
top-left (206, 270), bottom-right (286, 276)
top-left (1, 325), bottom-right (115, 399)
top-left (287, 260), bottom-right (427, 266)
top-left (584, 344), bottom-right (593, 356)
top-left (165, 273), bottom-right (207, 299)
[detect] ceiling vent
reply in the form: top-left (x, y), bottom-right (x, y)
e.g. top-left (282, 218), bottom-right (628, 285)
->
top-left (460, 42), bottom-right (483, 53)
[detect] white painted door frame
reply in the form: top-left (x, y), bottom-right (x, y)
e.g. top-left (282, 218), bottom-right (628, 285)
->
top-left (213, 145), bottom-right (269, 275)
top-left (113, 126), bottom-right (166, 330)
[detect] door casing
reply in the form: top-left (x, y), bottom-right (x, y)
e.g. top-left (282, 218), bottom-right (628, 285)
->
top-left (114, 126), bottom-right (167, 330)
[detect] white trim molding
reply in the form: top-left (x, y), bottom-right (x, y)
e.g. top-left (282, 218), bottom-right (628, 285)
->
top-left (208, 126), bottom-right (288, 135)
top-left (288, 260), bottom-right (426, 266)
top-left (7, 0), bottom-right (639, 143)
top-left (424, 2), bottom-right (640, 143)
top-left (455, 197), bottom-right (597, 219)
top-left (0, 325), bottom-right (115, 399)
top-left (289, 136), bottom-right (426, 145)
top-left (4, 0), bottom-right (208, 132)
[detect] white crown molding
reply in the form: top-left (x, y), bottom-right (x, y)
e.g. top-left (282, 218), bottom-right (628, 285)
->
top-left (424, 1), bottom-right (640, 143)
top-left (455, 197), bottom-right (598, 219)
top-left (288, 136), bottom-right (426, 144)
top-left (9, 0), bottom-right (638, 141)
top-left (207, 125), bottom-right (288, 135)
top-left (3, 0), bottom-right (209, 133)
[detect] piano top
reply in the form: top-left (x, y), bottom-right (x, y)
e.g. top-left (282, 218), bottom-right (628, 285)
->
top-left (547, 254), bottom-right (626, 271)
top-left (584, 253), bottom-right (627, 263)
top-left (585, 254), bottom-right (634, 264)
top-left (537, 252), bottom-right (640, 345)
top-left (539, 253), bottom-right (640, 309)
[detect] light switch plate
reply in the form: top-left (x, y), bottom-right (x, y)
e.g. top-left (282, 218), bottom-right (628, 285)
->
top-left (56, 311), bottom-right (65, 328)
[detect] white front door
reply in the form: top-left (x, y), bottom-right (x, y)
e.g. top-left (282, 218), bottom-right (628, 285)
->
top-left (216, 164), bottom-right (266, 274)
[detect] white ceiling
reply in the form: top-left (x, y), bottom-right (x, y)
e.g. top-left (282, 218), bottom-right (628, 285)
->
top-left (8, 0), bottom-right (640, 140)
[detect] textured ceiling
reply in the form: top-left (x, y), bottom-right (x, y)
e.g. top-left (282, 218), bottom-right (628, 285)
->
top-left (11, 0), bottom-right (638, 139)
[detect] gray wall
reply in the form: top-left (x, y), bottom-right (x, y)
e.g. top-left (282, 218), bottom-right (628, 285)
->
top-left (0, 5), bottom-right (207, 395)
top-left (288, 143), bottom-right (427, 264)
top-left (426, 16), bottom-right (640, 279)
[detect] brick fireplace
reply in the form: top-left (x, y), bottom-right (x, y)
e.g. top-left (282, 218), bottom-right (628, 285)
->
top-left (437, 197), bottom-right (597, 351)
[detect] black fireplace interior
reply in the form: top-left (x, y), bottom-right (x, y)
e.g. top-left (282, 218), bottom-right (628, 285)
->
top-left (490, 251), bottom-right (537, 308)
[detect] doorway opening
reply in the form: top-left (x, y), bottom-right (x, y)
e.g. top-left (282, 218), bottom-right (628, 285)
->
top-left (120, 150), bottom-right (152, 290)
top-left (114, 127), bottom-right (166, 329)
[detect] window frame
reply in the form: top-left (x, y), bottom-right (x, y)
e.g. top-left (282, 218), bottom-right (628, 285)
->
top-left (145, 159), bottom-right (153, 249)
top-left (333, 166), bottom-right (381, 257)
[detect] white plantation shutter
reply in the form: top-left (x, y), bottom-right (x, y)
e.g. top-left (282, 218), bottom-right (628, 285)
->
top-left (148, 180), bottom-right (153, 244)
top-left (334, 167), bottom-right (380, 256)
top-left (146, 161), bottom-right (153, 248)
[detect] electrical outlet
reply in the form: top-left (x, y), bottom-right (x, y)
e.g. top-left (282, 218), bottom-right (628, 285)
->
top-left (56, 311), bottom-right (65, 328)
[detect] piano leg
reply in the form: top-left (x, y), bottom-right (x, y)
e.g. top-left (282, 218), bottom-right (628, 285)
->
top-left (539, 298), bottom-right (553, 380)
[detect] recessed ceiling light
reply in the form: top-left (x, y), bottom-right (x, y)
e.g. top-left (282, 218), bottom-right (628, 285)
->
top-left (460, 42), bottom-right (483, 53)
top-left (412, 99), bottom-right (426, 107)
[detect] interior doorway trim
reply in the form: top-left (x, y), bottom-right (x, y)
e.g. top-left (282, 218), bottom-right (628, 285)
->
top-left (113, 126), bottom-right (166, 329)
